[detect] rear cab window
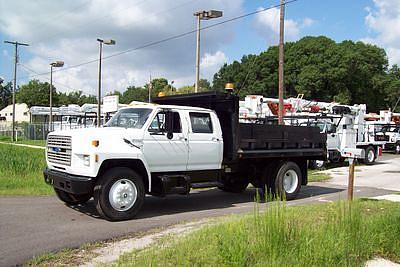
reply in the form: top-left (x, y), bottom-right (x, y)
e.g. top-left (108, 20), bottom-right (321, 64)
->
top-left (189, 112), bottom-right (213, 134)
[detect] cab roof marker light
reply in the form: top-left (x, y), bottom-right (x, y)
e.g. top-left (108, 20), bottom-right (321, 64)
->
top-left (92, 140), bottom-right (99, 147)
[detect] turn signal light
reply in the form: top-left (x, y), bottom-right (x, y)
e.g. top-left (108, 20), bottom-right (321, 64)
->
top-left (92, 140), bottom-right (99, 147)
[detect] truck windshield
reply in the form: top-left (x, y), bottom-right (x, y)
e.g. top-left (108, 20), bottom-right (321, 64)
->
top-left (105, 108), bottom-right (152, 128)
top-left (382, 126), bottom-right (399, 132)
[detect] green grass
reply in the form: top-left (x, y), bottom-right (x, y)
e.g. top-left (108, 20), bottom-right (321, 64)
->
top-left (26, 242), bottom-right (103, 267)
top-left (0, 135), bottom-right (46, 146)
top-left (308, 169), bottom-right (331, 182)
top-left (0, 144), bottom-right (52, 195)
top-left (117, 200), bottom-right (400, 267)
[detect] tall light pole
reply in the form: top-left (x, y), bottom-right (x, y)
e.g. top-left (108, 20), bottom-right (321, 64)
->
top-left (4, 40), bottom-right (29, 141)
top-left (96, 38), bottom-right (116, 127)
top-left (49, 61), bottom-right (64, 132)
top-left (278, 0), bottom-right (285, 125)
top-left (193, 10), bottom-right (222, 93)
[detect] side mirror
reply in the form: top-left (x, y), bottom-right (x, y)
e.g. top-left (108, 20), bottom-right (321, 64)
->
top-left (165, 110), bottom-right (174, 140)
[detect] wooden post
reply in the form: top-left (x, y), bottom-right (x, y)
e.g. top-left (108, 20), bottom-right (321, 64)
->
top-left (347, 158), bottom-right (355, 201)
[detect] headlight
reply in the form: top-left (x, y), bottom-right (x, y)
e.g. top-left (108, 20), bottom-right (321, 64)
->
top-left (83, 155), bottom-right (90, 166)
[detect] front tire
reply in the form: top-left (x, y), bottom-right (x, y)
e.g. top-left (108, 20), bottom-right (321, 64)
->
top-left (273, 162), bottom-right (302, 200)
top-left (54, 188), bottom-right (91, 205)
top-left (308, 160), bottom-right (325, 170)
top-left (395, 143), bottom-right (400, 155)
top-left (94, 167), bottom-right (145, 221)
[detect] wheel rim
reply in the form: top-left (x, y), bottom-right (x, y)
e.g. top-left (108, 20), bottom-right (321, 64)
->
top-left (367, 150), bottom-right (374, 162)
top-left (315, 160), bottom-right (324, 168)
top-left (396, 145), bottom-right (400, 154)
top-left (109, 179), bottom-right (137, 212)
top-left (283, 169), bottom-right (299, 194)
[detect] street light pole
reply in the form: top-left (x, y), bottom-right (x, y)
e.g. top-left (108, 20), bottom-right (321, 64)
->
top-left (4, 40), bottom-right (29, 141)
top-left (49, 61), bottom-right (64, 132)
top-left (50, 65), bottom-right (53, 131)
top-left (193, 10), bottom-right (223, 93)
top-left (195, 14), bottom-right (201, 93)
top-left (96, 38), bottom-right (116, 127)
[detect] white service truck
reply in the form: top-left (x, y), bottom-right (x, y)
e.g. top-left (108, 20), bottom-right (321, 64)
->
top-left (44, 92), bottom-right (326, 221)
top-left (379, 124), bottom-right (400, 154)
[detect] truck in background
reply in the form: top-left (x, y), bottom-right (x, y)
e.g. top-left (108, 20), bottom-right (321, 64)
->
top-left (238, 95), bottom-right (385, 168)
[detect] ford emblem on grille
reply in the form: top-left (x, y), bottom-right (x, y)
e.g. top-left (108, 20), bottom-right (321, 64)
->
top-left (52, 147), bottom-right (61, 153)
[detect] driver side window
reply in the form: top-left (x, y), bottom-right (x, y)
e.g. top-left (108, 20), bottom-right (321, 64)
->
top-left (148, 112), bottom-right (165, 132)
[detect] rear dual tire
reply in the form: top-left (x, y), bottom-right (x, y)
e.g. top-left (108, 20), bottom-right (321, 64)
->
top-left (272, 162), bottom-right (302, 200)
top-left (255, 161), bottom-right (302, 201)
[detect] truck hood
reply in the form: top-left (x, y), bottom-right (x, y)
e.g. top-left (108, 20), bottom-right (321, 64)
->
top-left (49, 127), bottom-right (144, 141)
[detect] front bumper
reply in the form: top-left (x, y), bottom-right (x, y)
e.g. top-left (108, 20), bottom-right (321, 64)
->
top-left (44, 168), bottom-right (94, 195)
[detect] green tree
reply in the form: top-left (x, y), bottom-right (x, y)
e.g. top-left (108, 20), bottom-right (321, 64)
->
top-left (16, 79), bottom-right (57, 107)
top-left (0, 81), bottom-right (12, 110)
top-left (213, 36), bottom-right (393, 112)
top-left (121, 86), bottom-right (148, 103)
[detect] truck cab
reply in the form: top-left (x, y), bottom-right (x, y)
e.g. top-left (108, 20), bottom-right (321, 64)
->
top-left (380, 125), bottom-right (400, 154)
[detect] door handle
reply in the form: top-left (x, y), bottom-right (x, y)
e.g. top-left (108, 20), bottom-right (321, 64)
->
top-left (179, 137), bottom-right (188, 141)
top-left (212, 137), bottom-right (220, 142)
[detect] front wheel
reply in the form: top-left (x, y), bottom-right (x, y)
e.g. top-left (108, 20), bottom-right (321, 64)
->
top-left (308, 160), bottom-right (325, 170)
top-left (273, 162), bottom-right (302, 200)
top-left (395, 143), bottom-right (400, 155)
top-left (363, 146), bottom-right (376, 165)
top-left (94, 167), bottom-right (145, 221)
top-left (54, 188), bottom-right (91, 205)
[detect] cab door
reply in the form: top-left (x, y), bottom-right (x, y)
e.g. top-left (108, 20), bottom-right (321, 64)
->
top-left (186, 111), bottom-right (223, 170)
top-left (142, 110), bottom-right (188, 172)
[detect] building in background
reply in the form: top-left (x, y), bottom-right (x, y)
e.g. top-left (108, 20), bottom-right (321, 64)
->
top-left (0, 103), bottom-right (30, 123)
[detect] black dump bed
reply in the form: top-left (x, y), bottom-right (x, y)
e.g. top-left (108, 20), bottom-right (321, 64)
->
top-left (153, 91), bottom-right (327, 162)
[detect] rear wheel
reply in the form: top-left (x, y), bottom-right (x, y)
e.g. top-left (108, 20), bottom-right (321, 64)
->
top-left (273, 162), bottom-right (302, 200)
top-left (94, 167), bottom-right (145, 221)
top-left (363, 146), bottom-right (376, 165)
top-left (54, 188), bottom-right (91, 205)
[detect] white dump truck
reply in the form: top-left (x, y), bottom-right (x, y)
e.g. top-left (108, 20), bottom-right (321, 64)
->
top-left (44, 92), bottom-right (326, 221)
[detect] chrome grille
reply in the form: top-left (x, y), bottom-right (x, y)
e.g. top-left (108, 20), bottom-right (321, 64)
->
top-left (47, 135), bottom-right (72, 166)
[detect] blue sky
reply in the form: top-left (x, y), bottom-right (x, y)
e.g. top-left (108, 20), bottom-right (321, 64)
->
top-left (0, 0), bottom-right (395, 94)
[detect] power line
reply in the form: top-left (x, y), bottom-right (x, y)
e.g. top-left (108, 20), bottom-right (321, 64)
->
top-left (19, 63), bottom-right (76, 91)
top-left (26, 0), bottom-right (196, 65)
top-left (20, 0), bottom-right (300, 80)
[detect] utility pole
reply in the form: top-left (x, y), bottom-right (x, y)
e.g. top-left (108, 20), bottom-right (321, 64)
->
top-left (278, 0), bottom-right (285, 125)
top-left (4, 41), bottom-right (29, 141)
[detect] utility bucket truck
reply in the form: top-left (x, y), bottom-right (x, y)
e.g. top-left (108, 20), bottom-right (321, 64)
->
top-left (44, 92), bottom-right (326, 221)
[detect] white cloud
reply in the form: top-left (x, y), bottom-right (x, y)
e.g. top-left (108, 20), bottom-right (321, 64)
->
top-left (301, 18), bottom-right (315, 28)
top-left (200, 50), bottom-right (228, 81)
top-left (253, 7), bottom-right (315, 44)
top-left (0, 0), bottom-right (244, 95)
top-left (363, 0), bottom-right (400, 65)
